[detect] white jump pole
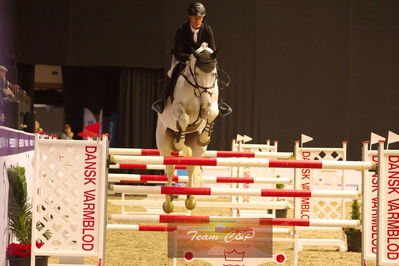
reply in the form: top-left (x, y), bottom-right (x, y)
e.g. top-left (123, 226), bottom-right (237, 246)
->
top-left (232, 143), bottom-right (277, 149)
top-left (109, 148), bottom-right (293, 159)
top-left (108, 173), bottom-right (292, 184)
top-left (110, 185), bottom-right (359, 198)
top-left (110, 214), bottom-right (360, 228)
top-left (106, 224), bottom-right (291, 234)
top-left (110, 155), bottom-right (375, 170)
top-left (108, 199), bottom-right (290, 209)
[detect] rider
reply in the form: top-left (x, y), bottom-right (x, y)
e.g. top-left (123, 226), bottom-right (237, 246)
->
top-left (152, 2), bottom-right (232, 116)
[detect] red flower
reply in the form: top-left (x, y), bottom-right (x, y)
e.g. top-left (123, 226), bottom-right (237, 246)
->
top-left (7, 243), bottom-right (30, 258)
top-left (6, 241), bottom-right (45, 258)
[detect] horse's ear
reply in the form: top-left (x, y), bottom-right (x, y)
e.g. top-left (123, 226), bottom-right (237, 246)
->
top-left (191, 47), bottom-right (200, 59)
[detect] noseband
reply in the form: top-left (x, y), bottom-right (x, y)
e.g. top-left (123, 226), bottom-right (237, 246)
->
top-left (181, 57), bottom-right (218, 98)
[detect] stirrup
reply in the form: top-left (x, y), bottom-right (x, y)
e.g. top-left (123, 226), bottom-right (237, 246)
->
top-left (151, 99), bottom-right (164, 114)
top-left (219, 102), bottom-right (233, 117)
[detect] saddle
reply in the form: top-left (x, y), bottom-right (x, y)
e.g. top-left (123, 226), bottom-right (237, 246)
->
top-left (164, 62), bottom-right (186, 104)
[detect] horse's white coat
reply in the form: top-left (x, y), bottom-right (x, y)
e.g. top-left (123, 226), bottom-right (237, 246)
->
top-left (155, 42), bottom-right (220, 212)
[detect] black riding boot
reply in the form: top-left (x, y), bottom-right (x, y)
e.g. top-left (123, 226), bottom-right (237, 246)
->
top-left (152, 77), bottom-right (171, 114)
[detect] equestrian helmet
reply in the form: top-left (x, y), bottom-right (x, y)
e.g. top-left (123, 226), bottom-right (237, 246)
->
top-left (188, 2), bottom-right (206, 16)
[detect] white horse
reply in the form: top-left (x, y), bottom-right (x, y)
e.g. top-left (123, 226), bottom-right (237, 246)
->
top-left (156, 42), bottom-right (219, 213)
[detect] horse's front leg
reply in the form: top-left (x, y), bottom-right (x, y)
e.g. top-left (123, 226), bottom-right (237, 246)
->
top-left (173, 103), bottom-right (190, 151)
top-left (198, 101), bottom-right (219, 146)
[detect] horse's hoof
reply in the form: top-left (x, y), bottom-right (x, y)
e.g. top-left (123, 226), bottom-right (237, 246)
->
top-left (165, 194), bottom-right (174, 202)
top-left (163, 201), bottom-right (175, 213)
top-left (173, 141), bottom-right (185, 151)
top-left (176, 143), bottom-right (185, 151)
top-left (197, 136), bottom-right (210, 147)
top-left (185, 195), bottom-right (196, 210)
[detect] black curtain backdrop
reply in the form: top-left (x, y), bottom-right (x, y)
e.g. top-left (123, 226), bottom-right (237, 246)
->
top-left (14, 0), bottom-right (399, 159)
top-left (62, 66), bottom-right (120, 137)
top-left (117, 68), bottom-right (162, 149)
top-left (16, 63), bottom-right (34, 110)
top-left (0, 0), bottom-right (16, 78)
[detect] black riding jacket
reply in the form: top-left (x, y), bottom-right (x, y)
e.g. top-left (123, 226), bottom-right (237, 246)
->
top-left (173, 22), bottom-right (216, 62)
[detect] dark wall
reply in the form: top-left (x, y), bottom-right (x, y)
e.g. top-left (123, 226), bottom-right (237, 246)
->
top-left (14, 0), bottom-right (399, 159)
top-left (0, 0), bottom-right (16, 79)
top-left (62, 66), bottom-right (120, 137)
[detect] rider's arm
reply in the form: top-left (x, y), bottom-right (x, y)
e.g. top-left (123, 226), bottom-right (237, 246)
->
top-left (205, 24), bottom-right (216, 52)
top-left (173, 27), bottom-right (190, 62)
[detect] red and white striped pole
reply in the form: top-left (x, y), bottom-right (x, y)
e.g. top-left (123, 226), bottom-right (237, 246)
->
top-left (110, 185), bottom-right (359, 198)
top-left (110, 155), bottom-right (375, 170)
top-left (110, 214), bottom-right (360, 228)
top-left (106, 224), bottom-right (291, 234)
top-left (108, 199), bottom-right (290, 209)
top-left (109, 148), bottom-right (293, 159)
top-left (108, 173), bottom-right (292, 184)
top-left (109, 164), bottom-right (231, 171)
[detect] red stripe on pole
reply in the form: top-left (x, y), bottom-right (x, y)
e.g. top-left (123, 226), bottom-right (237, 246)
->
top-left (140, 175), bottom-right (169, 182)
top-left (120, 180), bottom-right (143, 183)
top-left (139, 225), bottom-right (177, 231)
top-left (161, 187), bottom-right (211, 195)
top-left (117, 164), bottom-right (187, 169)
top-left (261, 189), bottom-right (311, 197)
top-left (119, 164), bottom-right (148, 169)
top-left (141, 149), bottom-right (161, 156)
top-left (159, 215), bottom-right (211, 223)
top-left (143, 175), bottom-right (182, 182)
top-left (141, 149), bottom-right (180, 156)
top-left (216, 177), bottom-right (254, 183)
top-left (216, 151), bottom-right (255, 158)
top-left (268, 159), bottom-right (323, 169)
top-left (259, 218), bottom-right (310, 227)
top-left (163, 157), bottom-right (218, 166)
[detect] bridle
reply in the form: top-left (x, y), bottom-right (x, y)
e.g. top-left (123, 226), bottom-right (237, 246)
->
top-left (181, 58), bottom-right (218, 98)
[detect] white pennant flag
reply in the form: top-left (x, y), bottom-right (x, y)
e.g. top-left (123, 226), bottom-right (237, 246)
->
top-left (243, 135), bottom-right (253, 143)
top-left (388, 131), bottom-right (399, 145)
top-left (370, 132), bottom-right (386, 145)
top-left (301, 134), bottom-right (313, 144)
top-left (236, 134), bottom-right (244, 142)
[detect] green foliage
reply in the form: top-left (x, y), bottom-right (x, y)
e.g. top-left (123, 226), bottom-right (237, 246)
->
top-left (350, 199), bottom-right (360, 220)
top-left (276, 183), bottom-right (285, 189)
top-left (7, 166), bottom-right (32, 245)
top-left (344, 199), bottom-right (361, 236)
top-left (276, 175), bottom-right (284, 189)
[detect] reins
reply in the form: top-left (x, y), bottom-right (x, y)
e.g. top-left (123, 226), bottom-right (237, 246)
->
top-left (181, 58), bottom-right (217, 98)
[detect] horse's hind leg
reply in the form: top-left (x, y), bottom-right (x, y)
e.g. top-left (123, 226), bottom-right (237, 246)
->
top-left (156, 120), bottom-right (176, 213)
top-left (184, 133), bottom-right (207, 210)
top-left (162, 164), bottom-right (175, 213)
top-left (180, 145), bottom-right (196, 210)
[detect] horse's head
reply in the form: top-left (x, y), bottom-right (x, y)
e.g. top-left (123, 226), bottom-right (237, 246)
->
top-left (191, 43), bottom-right (218, 73)
top-left (186, 42), bottom-right (218, 92)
